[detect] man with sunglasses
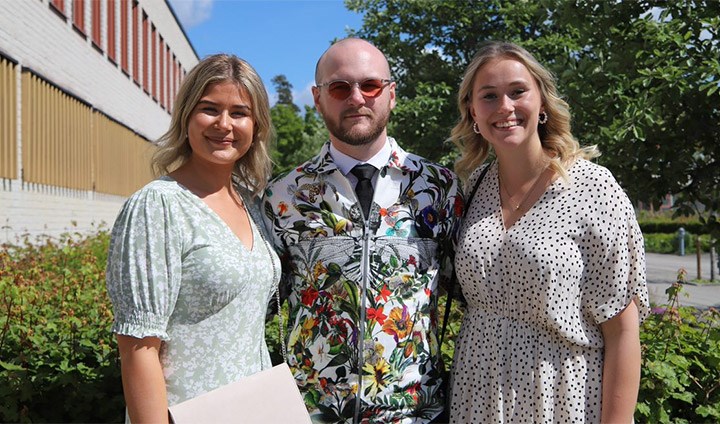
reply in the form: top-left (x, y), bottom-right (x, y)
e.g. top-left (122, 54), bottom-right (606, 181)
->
top-left (263, 38), bottom-right (462, 423)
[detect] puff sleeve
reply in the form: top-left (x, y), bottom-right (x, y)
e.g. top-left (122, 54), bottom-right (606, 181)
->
top-left (106, 186), bottom-right (184, 340)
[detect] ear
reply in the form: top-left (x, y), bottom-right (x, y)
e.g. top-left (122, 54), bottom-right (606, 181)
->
top-left (469, 103), bottom-right (477, 122)
top-left (389, 81), bottom-right (396, 110)
top-left (312, 86), bottom-right (323, 115)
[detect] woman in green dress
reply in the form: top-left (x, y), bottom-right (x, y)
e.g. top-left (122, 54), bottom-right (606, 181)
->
top-left (106, 54), bottom-right (278, 423)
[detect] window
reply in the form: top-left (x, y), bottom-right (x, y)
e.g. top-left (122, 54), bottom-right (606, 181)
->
top-left (91, 1), bottom-right (101, 49)
top-left (165, 45), bottom-right (171, 109)
top-left (120, 0), bottom-right (128, 72)
top-left (108, 0), bottom-right (116, 62)
top-left (50, 0), bottom-right (65, 17)
top-left (132, 2), bottom-right (139, 84)
top-left (73, 0), bottom-right (85, 34)
top-left (142, 11), bottom-right (148, 92)
top-left (159, 37), bottom-right (165, 108)
top-left (151, 24), bottom-right (157, 99)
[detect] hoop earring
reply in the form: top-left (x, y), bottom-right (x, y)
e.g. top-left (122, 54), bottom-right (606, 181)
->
top-left (472, 122), bottom-right (481, 134)
top-left (538, 112), bottom-right (548, 125)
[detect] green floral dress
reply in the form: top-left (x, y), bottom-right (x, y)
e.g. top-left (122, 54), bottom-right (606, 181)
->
top-left (263, 138), bottom-right (463, 423)
top-left (106, 177), bottom-right (280, 407)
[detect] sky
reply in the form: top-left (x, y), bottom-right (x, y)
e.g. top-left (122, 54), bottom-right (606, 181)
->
top-left (168, 0), bottom-right (365, 108)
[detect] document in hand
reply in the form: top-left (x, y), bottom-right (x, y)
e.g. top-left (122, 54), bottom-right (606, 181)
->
top-left (168, 362), bottom-right (312, 424)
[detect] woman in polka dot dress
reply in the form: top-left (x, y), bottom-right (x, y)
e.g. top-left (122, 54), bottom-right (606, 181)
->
top-left (447, 41), bottom-right (649, 423)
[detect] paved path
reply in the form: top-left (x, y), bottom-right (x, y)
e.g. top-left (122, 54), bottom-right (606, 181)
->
top-left (645, 252), bottom-right (720, 309)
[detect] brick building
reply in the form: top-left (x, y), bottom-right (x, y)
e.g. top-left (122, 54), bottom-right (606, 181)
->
top-left (0, 0), bottom-right (198, 244)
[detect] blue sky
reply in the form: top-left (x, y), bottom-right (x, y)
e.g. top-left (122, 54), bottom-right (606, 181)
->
top-left (168, 0), bottom-right (364, 108)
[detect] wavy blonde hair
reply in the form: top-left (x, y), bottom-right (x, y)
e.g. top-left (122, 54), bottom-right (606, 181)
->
top-left (450, 41), bottom-right (599, 182)
top-left (152, 54), bottom-right (274, 197)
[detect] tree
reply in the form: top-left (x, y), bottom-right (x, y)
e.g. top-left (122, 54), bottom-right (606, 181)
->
top-left (269, 76), bottom-right (327, 175)
top-left (271, 74), bottom-right (300, 113)
top-left (346, 0), bottom-right (720, 242)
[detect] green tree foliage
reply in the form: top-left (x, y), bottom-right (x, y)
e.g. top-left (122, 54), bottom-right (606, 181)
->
top-left (346, 0), bottom-right (720, 239)
top-left (270, 76), bottom-right (327, 175)
top-left (271, 74), bottom-right (300, 113)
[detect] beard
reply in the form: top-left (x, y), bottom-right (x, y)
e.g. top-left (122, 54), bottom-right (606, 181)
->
top-left (323, 107), bottom-right (391, 146)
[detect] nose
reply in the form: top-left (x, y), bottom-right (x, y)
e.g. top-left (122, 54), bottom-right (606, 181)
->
top-left (498, 94), bottom-right (515, 113)
top-left (215, 111), bottom-right (232, 130)
top-left (346, 83), bottom-right (367, 106)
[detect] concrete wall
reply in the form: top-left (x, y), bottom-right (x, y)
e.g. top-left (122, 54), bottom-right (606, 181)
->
top-left (0, 181), bottom-right (125, 245)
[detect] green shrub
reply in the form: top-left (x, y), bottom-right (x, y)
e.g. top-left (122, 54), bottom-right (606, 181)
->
top-left (3, 230), bottom-right (719, 423)
top-left (643, 233), bottom-right (713, 254)
top-left (637, 211), bottom-right (704, 235)
top-left (636, 269), bottom-right (720, 423)
top-left (0, 230), bottom-right (124, 423)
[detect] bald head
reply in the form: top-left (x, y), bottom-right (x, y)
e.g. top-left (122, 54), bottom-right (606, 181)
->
top-left (314, 38), bottom-right (391, 84)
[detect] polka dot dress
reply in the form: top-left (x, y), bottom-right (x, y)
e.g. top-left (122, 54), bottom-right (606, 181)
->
top-left (450, 159), bottom-right (649, 423)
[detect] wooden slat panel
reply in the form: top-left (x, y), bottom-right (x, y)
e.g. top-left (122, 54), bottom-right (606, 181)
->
top-left (95, 114), bottom-right (153, 196)
top-left (0, 57), bottom-right (17, 179)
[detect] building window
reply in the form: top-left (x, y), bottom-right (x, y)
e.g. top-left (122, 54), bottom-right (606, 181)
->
top-left (159, 37), bottom-right (165, 108)
top-left (142, 11), bottom-right (149, 93)
top-left (91, 1), bottom-right (102, 49)
top-left (73, 0), bottom-right (86, 35)
top-left (50, 0), bottom-right (65, 17)
top-left (151, 24), bottom-right (157, 100)
top-left (132, 1), bottom-right (139, 84)
top-left (108, 0), bottom-right (116, 62)
top-left (165, 45), bottom-right (171, 110)
top-left (120, 0), bottom-right (128, 72)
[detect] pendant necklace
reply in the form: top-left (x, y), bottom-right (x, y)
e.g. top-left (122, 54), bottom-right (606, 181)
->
top-left (498, 167), bottom-right (548, 212)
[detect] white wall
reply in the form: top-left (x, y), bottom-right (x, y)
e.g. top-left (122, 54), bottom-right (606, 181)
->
top-left (0, 0), bottom-right (198, 244)
top-left (0, 0), bottom-right (196, 141)
top-left (0, 182), bottom-right (125, 245)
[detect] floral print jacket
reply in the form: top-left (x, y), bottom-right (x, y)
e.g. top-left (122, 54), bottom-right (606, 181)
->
top-left (263, 138), bottom-right (463, 423)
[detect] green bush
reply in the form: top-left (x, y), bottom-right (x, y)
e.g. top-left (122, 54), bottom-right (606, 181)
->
top-left (0, 230), bottom-right (124, 423)
top-left (637, 211), bottom-right (704, 235)
top-left (644, 233), bottom-right (713, 254)
top-left (3, 231), bottom-right (719, 423)
top-left (636, 269), bottom-right (720, 423)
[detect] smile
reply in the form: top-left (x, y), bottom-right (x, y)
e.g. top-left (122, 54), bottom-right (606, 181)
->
top-left (207, 136), bottom-right (235, 143)
top-left (494, 120), bottom-right (521, 128)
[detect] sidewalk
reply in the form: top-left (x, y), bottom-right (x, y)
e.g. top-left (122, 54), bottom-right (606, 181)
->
top-left (645, 252), bottom-right (720, 309)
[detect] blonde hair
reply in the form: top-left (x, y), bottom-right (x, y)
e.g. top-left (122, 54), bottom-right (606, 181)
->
top-left (450, 41), bottom-right (599, 182)
top-left (152, 54), bottom-right (275, 196)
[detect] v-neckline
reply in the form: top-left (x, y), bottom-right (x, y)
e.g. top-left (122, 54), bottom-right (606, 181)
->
top-left (496, 166), bottom-right (560, 233)
top-left (166, 176), bottom-right (256, 252)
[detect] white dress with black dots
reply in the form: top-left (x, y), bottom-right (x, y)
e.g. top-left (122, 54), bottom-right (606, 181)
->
top-left (450, 159), bottom-right (649, 423)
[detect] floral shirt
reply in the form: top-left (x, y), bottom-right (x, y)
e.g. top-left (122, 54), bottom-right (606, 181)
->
top-left (263, 138), bottom-right (463, 423)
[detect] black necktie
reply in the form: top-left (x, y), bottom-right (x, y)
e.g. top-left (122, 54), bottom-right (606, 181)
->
top-left (350, 164), bottom-right (377, 218)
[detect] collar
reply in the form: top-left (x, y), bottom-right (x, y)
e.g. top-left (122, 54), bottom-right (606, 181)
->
top-left (330, 140), bottom-right (392, 176)
top-left (304, 137), bottom-right (420, 175)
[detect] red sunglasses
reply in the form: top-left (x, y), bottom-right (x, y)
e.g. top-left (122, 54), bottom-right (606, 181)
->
top-left (316, 78), bottom-right (393, 101)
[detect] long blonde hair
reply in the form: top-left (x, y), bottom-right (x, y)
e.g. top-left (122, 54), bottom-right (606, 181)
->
top-left (450, 41), bottom-right (598, 182)
top-left (152, 54), bottom-right (275, 196)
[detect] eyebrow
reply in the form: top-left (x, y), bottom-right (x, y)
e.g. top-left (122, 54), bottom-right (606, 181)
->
top-left (478, 80), bottom-right (529, 90)
top-left (196, 99), bottom-right (252, 110)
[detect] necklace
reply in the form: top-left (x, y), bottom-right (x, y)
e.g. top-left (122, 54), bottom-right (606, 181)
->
top-left (498, 167), bottom-right (547, 212)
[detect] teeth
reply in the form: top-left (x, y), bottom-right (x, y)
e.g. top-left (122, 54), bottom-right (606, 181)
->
top-left (496, 120), bottom-right (519, 128)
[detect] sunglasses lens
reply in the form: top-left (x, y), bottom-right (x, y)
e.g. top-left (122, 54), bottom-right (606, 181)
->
top-left (325, 79), bottom-right (388, 100)
top-left (359, 79), bottom-right (386, 97)
top-left (328, 81), bottom-right (352, 100)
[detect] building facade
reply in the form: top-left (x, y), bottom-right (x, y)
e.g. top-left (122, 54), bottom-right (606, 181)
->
top-left (0, 0), bottom-right (198, 244)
